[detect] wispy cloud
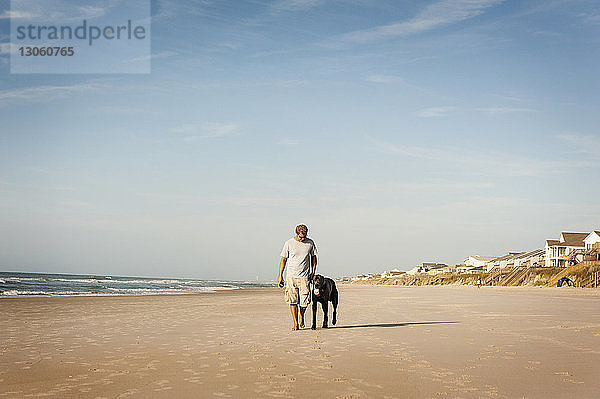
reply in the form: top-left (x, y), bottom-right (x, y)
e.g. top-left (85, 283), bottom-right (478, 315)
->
top-left (269, 0), bottom-right (324, 13)
top-left (1, 1), bottom-right (114, 23)
top-left (169, 122), bottom-right (239, 139)
top-left (475, 106), bottom-right (538, 115)
top-left (154, 0), bottom-right (212, 20)
top-left (185, 79), bottom-right (308, 90)
top-left (365, 74), bottom-right (404, 84)
top-left (490, 92), bottom-right (529, 103)
top-left (374, 140), bottom-right (449, 159)
top-left (583, 13), bottom-right (600, 24)
top-left (0, 10), bottom-right (37, 19)
top-left (0, 43), bottom-right (13, 55)
top-left (0, 39), bottom-right (11, 62)
top-left (416, 106), bottom-right (456, 118)
top-left (0, 81), bottom-right (110, 107)
top-left (327, 0), bottom-right (503, 46)
top-left (0, 78), bottom-right (304, 109)
top-left (122, 51), bottom-right (178, 64)
top-left (575, 8), bottom-right (600, 25)
top-left (83, 105), bottom-right (151, 115)
top-left (557, 134), bottom-right (600, 158)
top-left (372, 138), bottom-right (588, 177)
top-left (415, 105), bottom-right (538, 118)
top-left (331, 180), bottom-right (495, 196)
top-left (75, 5), bottom-right (107, 19)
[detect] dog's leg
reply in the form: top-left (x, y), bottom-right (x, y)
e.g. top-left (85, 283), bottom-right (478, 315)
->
top-left (331, 287), bottom-right (338, 326)
top-left (311, 294), bottom-right (317, 330)
top-left (321, 301), bottom-right (328, 328)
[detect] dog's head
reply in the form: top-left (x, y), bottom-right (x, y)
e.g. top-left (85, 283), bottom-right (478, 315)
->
top-left (312, 274), bottom-right (325, 296)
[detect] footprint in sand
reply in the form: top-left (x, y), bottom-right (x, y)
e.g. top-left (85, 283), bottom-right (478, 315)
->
top-left (330, 377), bottom-right (348, 382)
top-left (115, 388), bottom-right (140, 397)
top-left (431, 371), bottom-right (455, 378)
top-left (526, 360), bottom-right (541, 370)
top-left (564, 379), bottom-right (584, 384)
top-left (153, 379), bottom-right (173, 391)
top-left (554, 371), bottom-right (571, 376)
top-left (185, 377), bottom-right (204, 384)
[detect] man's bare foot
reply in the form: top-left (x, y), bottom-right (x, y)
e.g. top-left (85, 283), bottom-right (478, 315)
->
top-left (299, 318), bottom-right (305, 329)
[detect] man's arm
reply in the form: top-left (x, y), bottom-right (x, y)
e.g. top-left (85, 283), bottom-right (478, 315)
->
top-left (311, 255), bottom-right (317, 278)
top-left (277, 257), bottom-right (287, 285)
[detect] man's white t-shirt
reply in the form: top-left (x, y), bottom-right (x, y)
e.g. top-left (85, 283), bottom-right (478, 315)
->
top-left (280, 237), bottom-right (317, 278)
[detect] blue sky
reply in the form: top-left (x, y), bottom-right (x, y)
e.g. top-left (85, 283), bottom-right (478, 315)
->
top-left (0, 0), bottom-right (599, 280)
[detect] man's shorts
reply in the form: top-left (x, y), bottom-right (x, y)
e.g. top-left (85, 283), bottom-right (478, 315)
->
top-left (284, 277), bottom-right (310, 307)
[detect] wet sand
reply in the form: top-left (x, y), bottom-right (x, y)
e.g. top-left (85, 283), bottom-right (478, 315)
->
top-left (1, 285), bottom-right (600, 398)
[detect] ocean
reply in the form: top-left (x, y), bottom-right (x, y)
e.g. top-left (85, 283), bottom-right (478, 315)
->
top-left (0, 272), bottom-right (275, 297)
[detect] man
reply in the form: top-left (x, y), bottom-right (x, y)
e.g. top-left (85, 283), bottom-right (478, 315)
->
top-left (277, 224), bottom-right (317, 331)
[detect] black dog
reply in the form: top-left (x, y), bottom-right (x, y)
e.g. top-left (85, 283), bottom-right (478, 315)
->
top-left (311, 274), bottom-right (338, 329)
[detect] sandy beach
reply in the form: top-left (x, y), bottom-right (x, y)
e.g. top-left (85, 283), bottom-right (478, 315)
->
top-left (1, 285), bottom-right (600, 398)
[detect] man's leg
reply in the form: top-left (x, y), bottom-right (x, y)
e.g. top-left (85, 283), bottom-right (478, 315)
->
top-left (290, 304), bottom-right (299, 330)
top-left (298, 278), bottom-right (310, 329)
top-left (298, 306), bottom-right (306, 328)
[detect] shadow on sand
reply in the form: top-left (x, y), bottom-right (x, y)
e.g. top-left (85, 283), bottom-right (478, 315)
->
top-left (328, 321), bottom-right (459, 329)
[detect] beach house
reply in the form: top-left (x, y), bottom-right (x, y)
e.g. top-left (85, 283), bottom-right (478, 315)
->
top-left (428, 265), bottom-right (455, 275)
top-left (381, 269), bottom-right (405, 278)
top-left (456, 256), bottom-right (496, 273)
top-left (544, 232), bottom-right (588, 267)
top-left (583, 231), bottom-right (600, 261)
top-left (485, 252), bottom-right (525, 271)
top-left (513, 249), bottom-right (545, 268)
top-left (407, 263), bottom-right (444, 275)
top-left (464, 255), bottom-right (497, 268)
top-left (584, 231), bottom-right (600, 250)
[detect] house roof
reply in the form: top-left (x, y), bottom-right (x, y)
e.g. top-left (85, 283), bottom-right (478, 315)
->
top-left (559, 232), bottom-right (588, 247)
top-left (471, 256), bottom-right (497, 261)
top-left (515, 249), bottom-right (544, 259)
top-left (489, 252), bottom-right (525, 263)
top-left (584, 231), bottom-right (600, 241)
top-left (546, 239), bottom-right (559, 246)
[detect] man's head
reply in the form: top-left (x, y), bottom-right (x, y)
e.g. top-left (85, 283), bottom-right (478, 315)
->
top-left (295, 224), bottom-right (308, 240)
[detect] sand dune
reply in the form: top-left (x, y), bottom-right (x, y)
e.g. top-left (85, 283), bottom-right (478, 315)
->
top-left (1, 285), bottom-right (599, 398)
